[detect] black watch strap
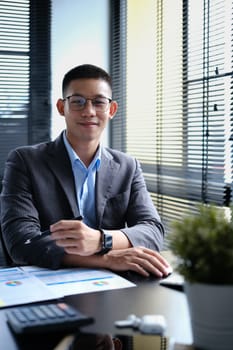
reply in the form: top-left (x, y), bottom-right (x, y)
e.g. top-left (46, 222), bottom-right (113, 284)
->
top-left (97, 229), bottom-right (113, 255)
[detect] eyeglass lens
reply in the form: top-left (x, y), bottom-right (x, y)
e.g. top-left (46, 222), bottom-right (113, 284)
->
top-left (67, 96), bottom-right (111, 112)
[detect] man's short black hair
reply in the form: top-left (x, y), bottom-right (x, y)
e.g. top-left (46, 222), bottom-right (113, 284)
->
top-left (62, 64), bottom-right (112, 97)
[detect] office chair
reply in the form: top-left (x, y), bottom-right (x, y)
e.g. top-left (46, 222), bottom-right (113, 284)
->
top-left (0, 224), bottom-right (12, 267)
top-left (0, 183), bottom-right (13, 266)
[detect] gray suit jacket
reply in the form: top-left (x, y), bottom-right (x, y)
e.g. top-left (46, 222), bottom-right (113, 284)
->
top-left (0, 133), bottom-right (164, 268)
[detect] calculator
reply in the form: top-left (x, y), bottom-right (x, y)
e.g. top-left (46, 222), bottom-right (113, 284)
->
top-left (5, 302), bottom-right (94, 335)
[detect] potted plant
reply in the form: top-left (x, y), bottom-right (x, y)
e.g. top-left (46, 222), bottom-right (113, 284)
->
top-left (168, 204), bottom-right (233, 350)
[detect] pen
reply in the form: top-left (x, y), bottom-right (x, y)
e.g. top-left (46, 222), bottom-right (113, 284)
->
top-left (24, 216), bottom-right (83, 245)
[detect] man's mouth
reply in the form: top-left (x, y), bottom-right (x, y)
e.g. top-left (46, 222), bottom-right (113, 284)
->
top-left (79, 121), bottom-right (98, 126)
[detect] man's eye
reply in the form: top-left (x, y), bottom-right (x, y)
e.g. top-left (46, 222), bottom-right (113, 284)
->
top-left (94, 99), bottom-right (105, 105)
top-left (72, 98), bottom-right (84, 105)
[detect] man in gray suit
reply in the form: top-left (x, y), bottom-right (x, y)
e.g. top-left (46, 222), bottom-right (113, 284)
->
top-left (0, 64), bottom-right (171, 277)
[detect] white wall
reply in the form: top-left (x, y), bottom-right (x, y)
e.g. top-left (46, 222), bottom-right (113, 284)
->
top-left (51, 0), bottom-right (110, 143)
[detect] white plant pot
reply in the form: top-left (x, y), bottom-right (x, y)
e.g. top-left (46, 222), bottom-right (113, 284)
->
top-left (185, 282), bottom-right (233, 350)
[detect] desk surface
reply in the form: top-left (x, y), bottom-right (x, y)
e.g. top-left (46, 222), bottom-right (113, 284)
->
top-left (0, 255), bottom-right (193, 349)
top-left (66, 272), bottom-right (192, 342)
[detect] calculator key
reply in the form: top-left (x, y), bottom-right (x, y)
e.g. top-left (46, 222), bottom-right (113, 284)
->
top-left (11, 310), bottom-right (27, 323)
top-left (47, 304), bottom-right (65, 318)
top-left (58, 303), bottom-right (77, 317)
top-left (38, 305), bottom-right (57, 319)
top-left (21, 308), bottom-right (37, 322)
top-left (32, 306), bottom-right (47, 320)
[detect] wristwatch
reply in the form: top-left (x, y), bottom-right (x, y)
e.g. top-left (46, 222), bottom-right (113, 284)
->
top-left (97, 229), bottom-right (113, 255)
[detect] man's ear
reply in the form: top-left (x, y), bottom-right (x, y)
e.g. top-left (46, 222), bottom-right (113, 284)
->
top-left (56, 99), bottom-right (65, 116)
top-left (109, 100), bottom-right (118, 119)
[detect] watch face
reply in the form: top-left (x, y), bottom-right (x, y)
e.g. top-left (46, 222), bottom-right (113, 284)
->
top-left (96, 229), bottom-right (112, 255)
top-left (98, 230), bottom-right (112, 255)
top-left (104, 232), bottom-right (113, 250)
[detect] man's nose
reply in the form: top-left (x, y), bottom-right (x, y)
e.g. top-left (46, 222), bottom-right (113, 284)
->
top-left (82, 100), bottom-right (96, 114)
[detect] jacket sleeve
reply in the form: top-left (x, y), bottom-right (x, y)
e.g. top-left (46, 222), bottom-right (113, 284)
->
top-left (99, 152), bottom-right (165, 251)
top-left (0, 148), bottom-right (65, 269)
top-left (121, 159), bottom-right (165, 251)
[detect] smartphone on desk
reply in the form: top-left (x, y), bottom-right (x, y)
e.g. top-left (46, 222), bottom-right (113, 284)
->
top-left (159, 272), bottom-right (184, 292)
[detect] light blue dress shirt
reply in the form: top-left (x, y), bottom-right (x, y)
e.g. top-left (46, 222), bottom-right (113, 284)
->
top-left (63, 132), bottom-right (101, 228)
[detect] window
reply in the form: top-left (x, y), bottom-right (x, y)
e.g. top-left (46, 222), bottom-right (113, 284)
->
top-left (111, 0), bottom-right (233, 236)
top-left (0, 0), bottom-right (29, 179)
top-left (0, 0), bottom-right (51, 180)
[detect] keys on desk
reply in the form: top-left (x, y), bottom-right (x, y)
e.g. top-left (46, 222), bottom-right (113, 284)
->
top-left (5, 302), bottom-right (94, 335)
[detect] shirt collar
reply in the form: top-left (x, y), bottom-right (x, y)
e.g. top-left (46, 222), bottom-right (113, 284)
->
top-left (62, 130), bottom-right (101, 170)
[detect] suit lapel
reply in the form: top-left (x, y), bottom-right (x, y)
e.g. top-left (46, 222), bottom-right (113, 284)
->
top-left (44, 134), bottom-right (80, 217)
top-left (96, 149), bottom-right (120, 227)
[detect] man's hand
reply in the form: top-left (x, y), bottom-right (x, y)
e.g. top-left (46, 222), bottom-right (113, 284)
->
top-left (103, 247), bottom-right (172, 278)
top-left (50, 219), bottom-right (101, 256)
top-left (50, 220), bottom-right (172, 278)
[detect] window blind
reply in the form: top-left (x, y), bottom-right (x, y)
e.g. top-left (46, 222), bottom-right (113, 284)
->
top-left (110, 0), bottom-right (233, 236)
top-left (0, 0), bottom-right (29, 178)
top-left (184, 0), bottom-right (232, 206)
top-left (0, 0), bottom-right (51, 180)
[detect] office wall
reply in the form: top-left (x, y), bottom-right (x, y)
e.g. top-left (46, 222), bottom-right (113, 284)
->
top-left (51, 0), bottom-right (110, 143)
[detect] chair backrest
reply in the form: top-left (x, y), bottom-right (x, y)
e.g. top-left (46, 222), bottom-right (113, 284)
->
top-left (0, 225), bottom-right (12, 267)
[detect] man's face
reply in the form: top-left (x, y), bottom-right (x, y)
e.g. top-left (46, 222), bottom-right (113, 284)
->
top-left (57, 78), bottom-right (117, 145)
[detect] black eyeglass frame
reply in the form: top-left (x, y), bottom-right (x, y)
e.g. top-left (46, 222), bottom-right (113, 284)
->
top-left (63, 95), bottom-right (112, 111)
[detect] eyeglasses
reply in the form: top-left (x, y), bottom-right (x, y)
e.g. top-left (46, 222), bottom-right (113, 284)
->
top-left (63, 95), bottom-right (112, 112)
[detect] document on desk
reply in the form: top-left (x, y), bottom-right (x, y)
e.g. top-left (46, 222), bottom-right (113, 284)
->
top-left (0, 267), bottom-right (57, 308)
top-left (21, 266), bottom-right (136, 297)
top-left (0, 266), bottom-right (135, 308)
